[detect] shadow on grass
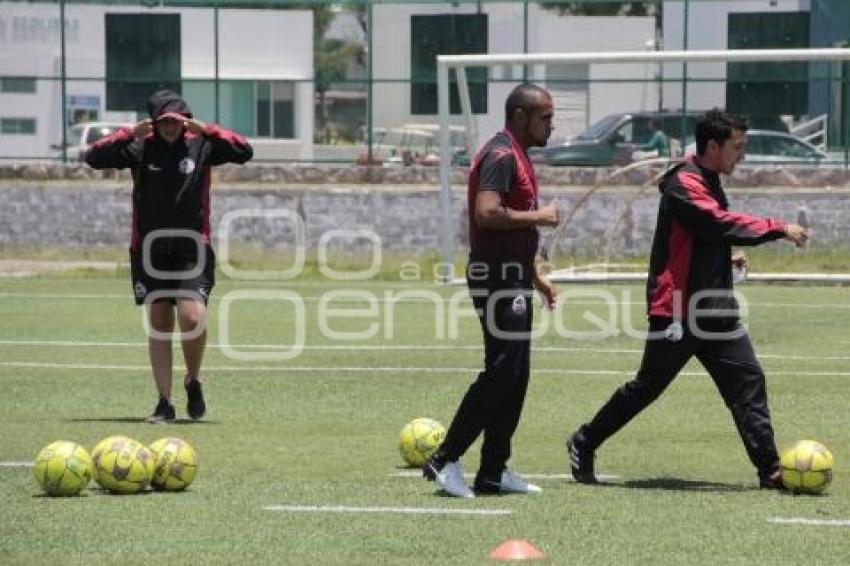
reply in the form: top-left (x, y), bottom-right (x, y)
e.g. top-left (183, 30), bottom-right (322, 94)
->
top-left (33, 487), bottom-right (194, 498)
top-left (66, 417), bottom-right (220, 425)
top-left (601, 476), bottom-right (755, 493)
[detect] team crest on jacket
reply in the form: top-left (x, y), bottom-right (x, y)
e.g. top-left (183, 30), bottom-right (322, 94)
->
top-left (179, 157), bottom-right (196, 174)
top-left (134, 281), bottom-right (147, 299)
top-left (511, 293), bottom-right (527, 315)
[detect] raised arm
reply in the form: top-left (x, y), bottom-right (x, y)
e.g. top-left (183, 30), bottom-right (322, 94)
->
top-left (185, 119), bottom-right (253, 165)
top-left (666, 170), bottom-right (789, 246)
top-left (84, 125), bottom-right (143, 170)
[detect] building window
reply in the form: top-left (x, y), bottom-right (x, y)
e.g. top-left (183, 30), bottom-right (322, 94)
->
top-left (727, 11), bottom-right (809, 130)
top-left (546, 64), bottom-right (589, 141)
top-left (105, 13), bottom-right (181, 114)
top-left (1, 77), bottom-right (36, 93)
top-left (1, 118), bottom-right (36, 134)
top-left (256, 81), bottom-right (295, 138)
top-left (410, 14), bottom-right (488, 115)
top-left (181, 80), bottom-right (295, 139)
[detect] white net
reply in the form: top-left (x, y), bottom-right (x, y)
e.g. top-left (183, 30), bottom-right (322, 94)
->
top-left (438, 48), bottom-right (850, 282)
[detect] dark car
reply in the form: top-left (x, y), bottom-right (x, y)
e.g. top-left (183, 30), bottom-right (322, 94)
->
top-left (537, 111), bottom-right (704, 166)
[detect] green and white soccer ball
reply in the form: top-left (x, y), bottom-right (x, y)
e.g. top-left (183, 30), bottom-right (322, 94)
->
top-left (399, 417), bottom-right (446, 467)
top-left (149, 437), bottom-right (198, 491)
top-left (780, 440), bottom-right (834, 494)
top-left (92, 436), bottom-right (154, 494)
top-left (33, 441), bottom-right (93, 496)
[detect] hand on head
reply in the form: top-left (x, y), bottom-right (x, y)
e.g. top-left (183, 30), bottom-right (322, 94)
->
top-left (183, 118), bottom-right (206, 135)
top-left (133, 119), bottom-right (153, 140)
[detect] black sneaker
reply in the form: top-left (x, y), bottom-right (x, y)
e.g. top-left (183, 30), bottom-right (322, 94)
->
top-left (758, 467), bottom-right (786, 491)
top-left (567, 428), bottom-right (597, 484)
top-left (185, 379), bottom-right (206, 420)
top-left (146, 397), bottom-right (175, 424)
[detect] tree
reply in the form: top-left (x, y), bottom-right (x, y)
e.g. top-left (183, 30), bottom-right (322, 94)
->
top-left (290, 3), bottom-right (367, 143)
top-left (541, 1), bottom-right (655, 17)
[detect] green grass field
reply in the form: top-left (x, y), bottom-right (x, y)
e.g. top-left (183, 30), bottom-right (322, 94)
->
top-left (2, 271), bottom-right (850, 564)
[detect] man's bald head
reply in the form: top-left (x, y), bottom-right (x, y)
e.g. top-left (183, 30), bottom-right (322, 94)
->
top-left (503, 83), bottom-right (554, 149)
top-left (505, 83), bottom-right (550, 126)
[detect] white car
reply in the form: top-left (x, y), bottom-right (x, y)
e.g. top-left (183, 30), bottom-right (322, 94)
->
top-left (686, 129), bottom-right (840, 166)
top-left (53, 122), bottom-right (129, 161)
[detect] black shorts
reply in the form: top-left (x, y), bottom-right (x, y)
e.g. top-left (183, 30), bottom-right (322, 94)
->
top-left (129, 244), bottom-right (215, 306)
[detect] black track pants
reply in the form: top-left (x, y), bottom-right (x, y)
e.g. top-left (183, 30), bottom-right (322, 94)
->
top-left (582, 317), bottom-right (779, 474)
top-left (440, 262), bottom-right (533, 479)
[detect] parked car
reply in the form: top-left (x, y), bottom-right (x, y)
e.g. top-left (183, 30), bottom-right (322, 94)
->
top-left (52, 122), bottom-right (128, 161)
top-left (535, 110), bottom-right (704, 166)
top-left (684, 129), bottom-right (835, 165)
top-left (355, 124), bottom-right (467, 166)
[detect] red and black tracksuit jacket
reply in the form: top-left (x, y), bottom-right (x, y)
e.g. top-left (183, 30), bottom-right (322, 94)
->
top-left (85, 125), bottom-right (253, 252)
top-left (647, 156), bottom-right (787, 325)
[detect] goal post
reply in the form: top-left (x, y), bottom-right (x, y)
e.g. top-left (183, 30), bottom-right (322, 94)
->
top-left (437, 47), bottom-right (850, 275)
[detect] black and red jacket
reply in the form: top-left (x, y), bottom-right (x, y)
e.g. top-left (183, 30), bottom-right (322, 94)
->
top-left (647, 156), bottom-right (786, 323)
top-left (85, 99), bottom-right (252, 252)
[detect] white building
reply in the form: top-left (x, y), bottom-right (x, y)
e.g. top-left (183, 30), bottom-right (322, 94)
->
top-left (371, 3), bottom-right (657, 146)
top-left (0, 3), bottom-right (314, 159)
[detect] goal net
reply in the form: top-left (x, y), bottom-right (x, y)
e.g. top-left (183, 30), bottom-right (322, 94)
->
top-left (436, 48), bottom-right (850, 283)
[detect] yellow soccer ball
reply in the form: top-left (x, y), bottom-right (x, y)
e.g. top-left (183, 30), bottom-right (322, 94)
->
top-left (780, 440), bottom-right (834, 494)
top-left (33, 441), bottom-right (93, 496)
top-left (149, 437), bottom-right (198, 491)
top-left (399, 417), bottom-right (446, 467)
top-left (92, 437), bottom-right (155, 494)
top-left (91, 435), bottom-right (130, 464)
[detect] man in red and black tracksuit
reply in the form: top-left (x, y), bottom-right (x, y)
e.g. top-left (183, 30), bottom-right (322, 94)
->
top-left (85, 90), bottom-right (253, 423)
top-left (424, 84), bottom-right (560, 498)
top-left (567, 109), bottom-right (808, 488)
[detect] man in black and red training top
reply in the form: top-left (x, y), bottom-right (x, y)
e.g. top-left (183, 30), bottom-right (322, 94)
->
top-left (567, 109), bottom-right (808, 489)
top-left (85, 90), bottom-right (253, 423)
top-left (424, 84), bottom-right (560, 498)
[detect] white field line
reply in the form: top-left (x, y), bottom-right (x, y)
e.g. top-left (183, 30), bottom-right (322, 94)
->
top-left (1, 339), bottom-right (849, 362)
top-left (5, 361), bottom-right (850, 377)
top-left (393, 470), bottom-right (620, 481)
top-left (0, 461), bottom-right (33, 468)
top-left (768, 517), bottom-right (850, 527)
top-left (263, 505), bottom-right (511, 516)
top-left (0, 362), bottom-right (617, 377)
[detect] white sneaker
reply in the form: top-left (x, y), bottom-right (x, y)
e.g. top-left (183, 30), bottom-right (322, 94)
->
top-left (433, 461), bottom-right (474, 498)
top-left (496, 469), bottom-right (542, 494)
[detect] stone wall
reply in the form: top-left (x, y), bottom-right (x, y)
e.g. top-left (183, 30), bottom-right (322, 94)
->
top-left (5, 160), bottom-right (850, 188)
top-left (1, 182), bottom-right (848, 257)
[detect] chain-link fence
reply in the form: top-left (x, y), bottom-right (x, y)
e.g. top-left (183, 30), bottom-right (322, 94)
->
top-left (2, 0), bottom-right (849, 166)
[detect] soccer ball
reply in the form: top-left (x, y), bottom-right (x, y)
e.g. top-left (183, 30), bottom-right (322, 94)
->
top-left (398, 417), bottom-right (446, 467)
top-left (780, 440), bottom-right (834, 494)
top-left (91, 435), bottom-right (130, 463)
top-left (92, 436), bottom-right (155, 494)
top-left (32, 441), bottom-right (93, 496)
top-left (149, 437), bottom-right (198, 491)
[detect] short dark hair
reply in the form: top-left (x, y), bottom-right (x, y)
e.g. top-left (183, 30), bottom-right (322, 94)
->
top-left (505, 83), bottom-right (549, 124)
top-left (695, 108), bottom-right (748, 156)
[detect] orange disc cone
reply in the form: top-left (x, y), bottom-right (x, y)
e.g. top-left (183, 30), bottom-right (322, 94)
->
top-left (489, 538), bottom-right (548, 561)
